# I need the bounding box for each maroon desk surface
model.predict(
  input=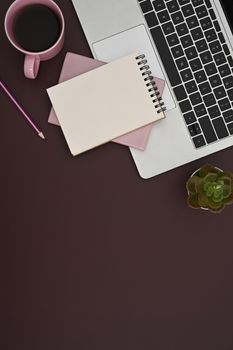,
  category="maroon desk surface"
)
[1,1,233,349]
